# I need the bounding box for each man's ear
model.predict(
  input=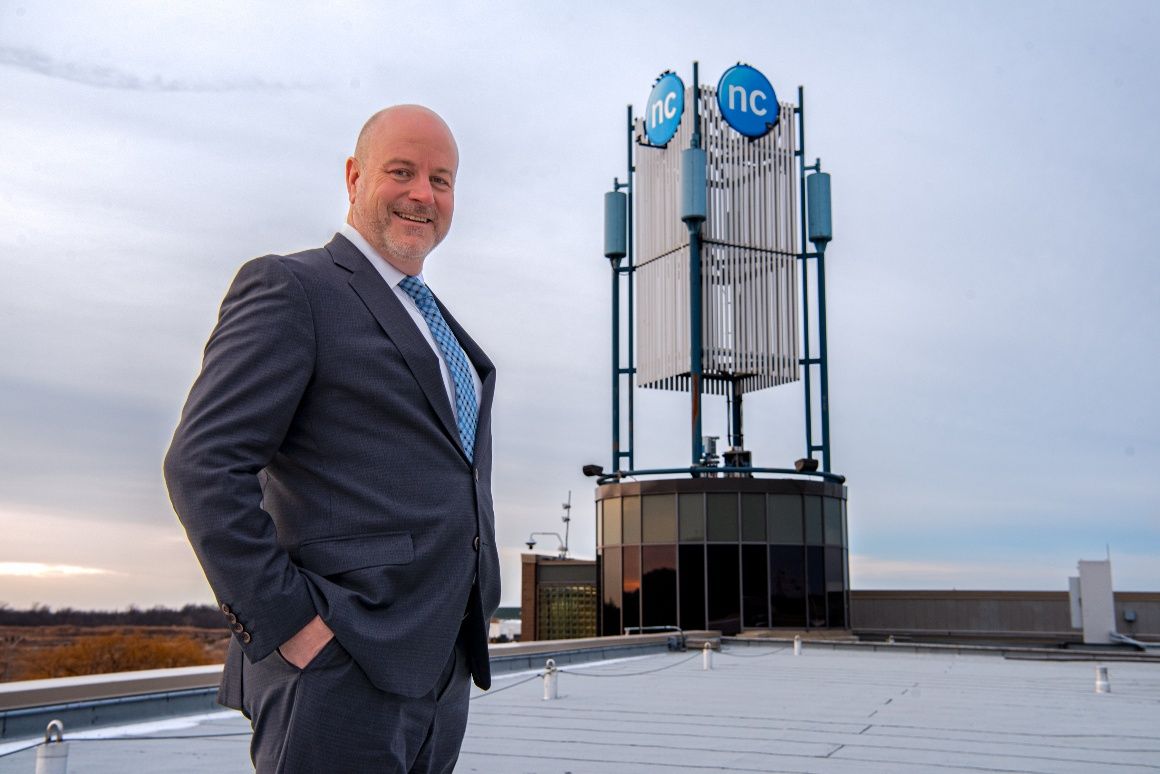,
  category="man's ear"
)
[344,156,360,204]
